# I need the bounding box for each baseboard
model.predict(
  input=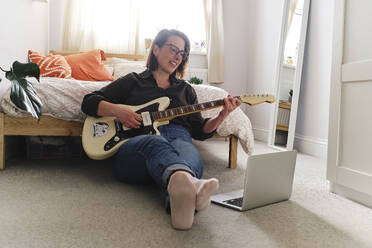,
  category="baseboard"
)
[330,182,372,209]
[294,134,328,159]
[252,127,328,159]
